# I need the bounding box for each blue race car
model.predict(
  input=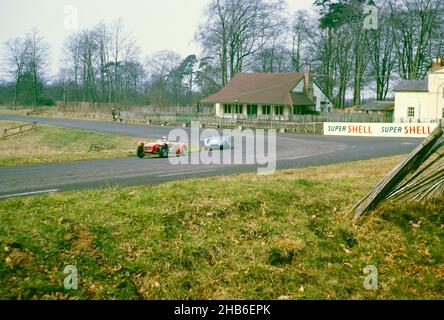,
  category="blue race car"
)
[203,136,231,151]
